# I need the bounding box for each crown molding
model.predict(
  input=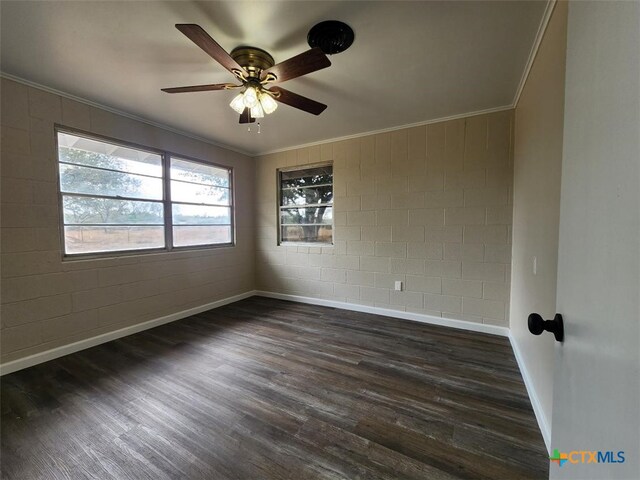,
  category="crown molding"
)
[3,71,514,158]
[0,72,254,158]
[3,0,553,162]
[512,0,558,107]
[255,104,514,157]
